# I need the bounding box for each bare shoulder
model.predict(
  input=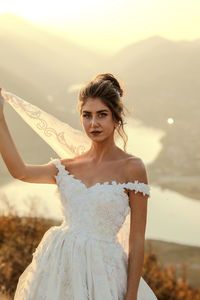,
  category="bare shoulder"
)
[58,152,86,169]
[59,157,73,166]
[124,155,148,185]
